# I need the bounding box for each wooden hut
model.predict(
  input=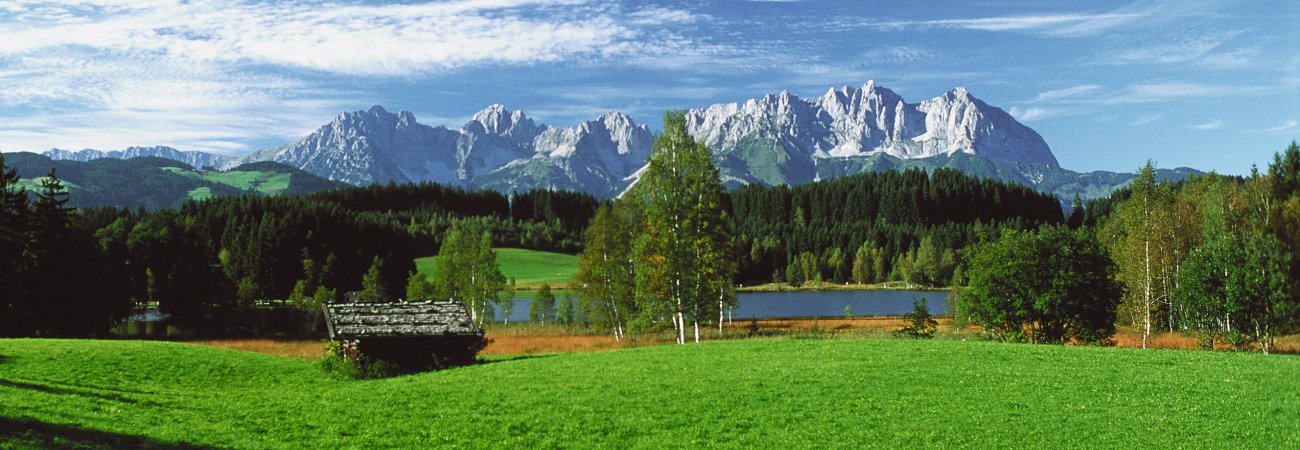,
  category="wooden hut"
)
[322,301,487,369]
